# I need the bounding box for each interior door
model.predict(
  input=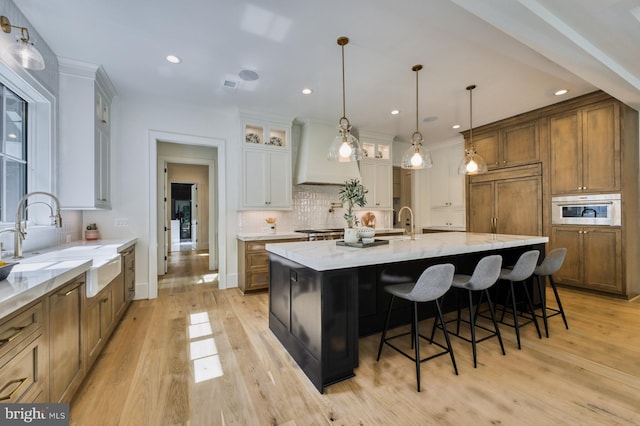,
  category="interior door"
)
[191,184,198,249]
[163,163,169,274]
